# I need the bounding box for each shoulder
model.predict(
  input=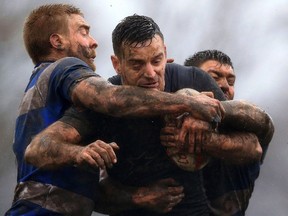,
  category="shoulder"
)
[164,63,225,100]
[164,63,207,92]
[54,57,91,69]
[51,57,97,77]
[108,75,122,85]
[60,106,106,140]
